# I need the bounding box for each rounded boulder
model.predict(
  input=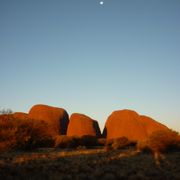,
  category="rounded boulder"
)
[28,104,69,135]
[103,109,148,141]
[67,113,101,137]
